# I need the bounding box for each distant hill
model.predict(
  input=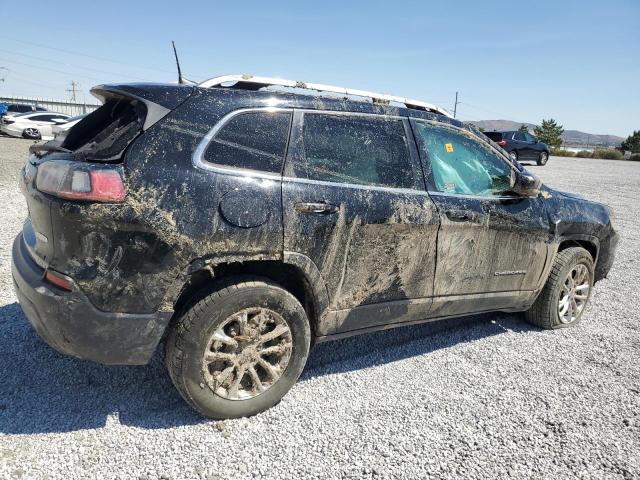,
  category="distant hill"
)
[469,120,623,147]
